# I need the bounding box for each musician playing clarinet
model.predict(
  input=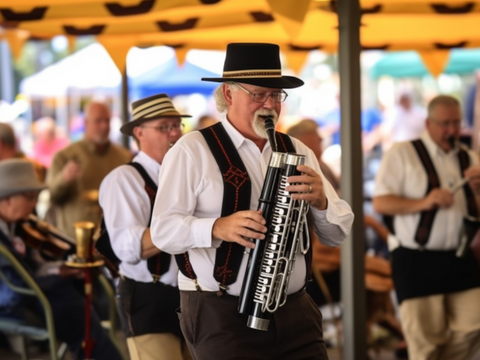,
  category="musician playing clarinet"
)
[0,158,122,360]
[151,43,354,360]
[373,95,480,360]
